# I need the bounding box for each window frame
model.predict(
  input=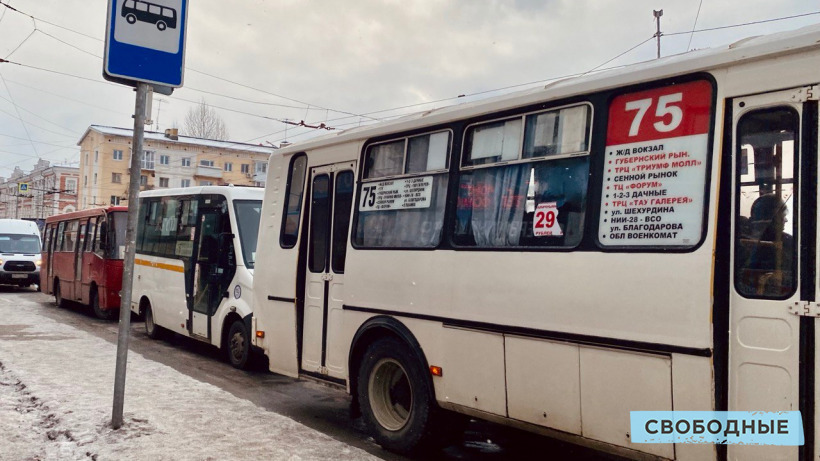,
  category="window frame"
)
[279,153,308,249]
[352,129,453,250]
[452,102,594,250]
